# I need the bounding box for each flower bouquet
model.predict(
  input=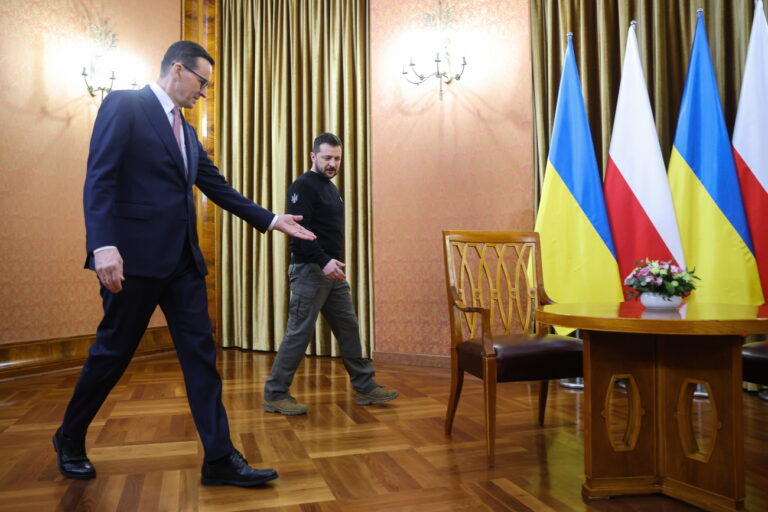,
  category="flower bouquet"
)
[624,259,699,309]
